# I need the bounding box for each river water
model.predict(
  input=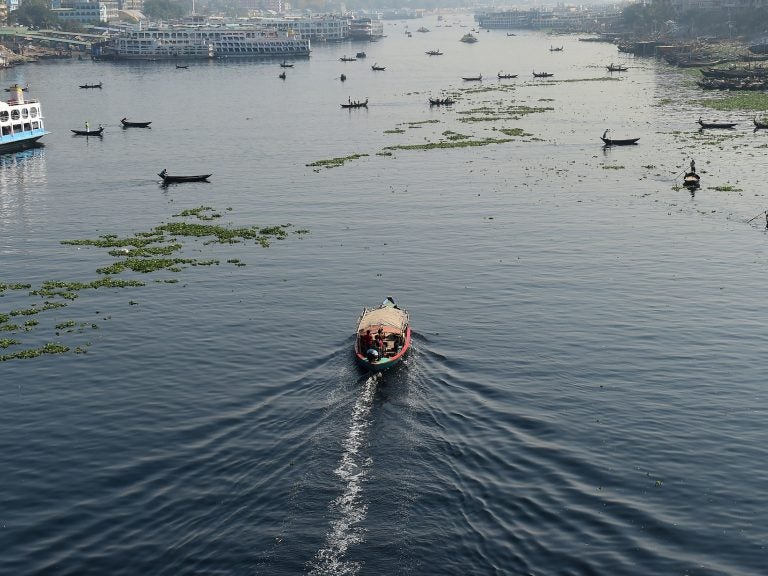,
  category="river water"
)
[1,17,767,576]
